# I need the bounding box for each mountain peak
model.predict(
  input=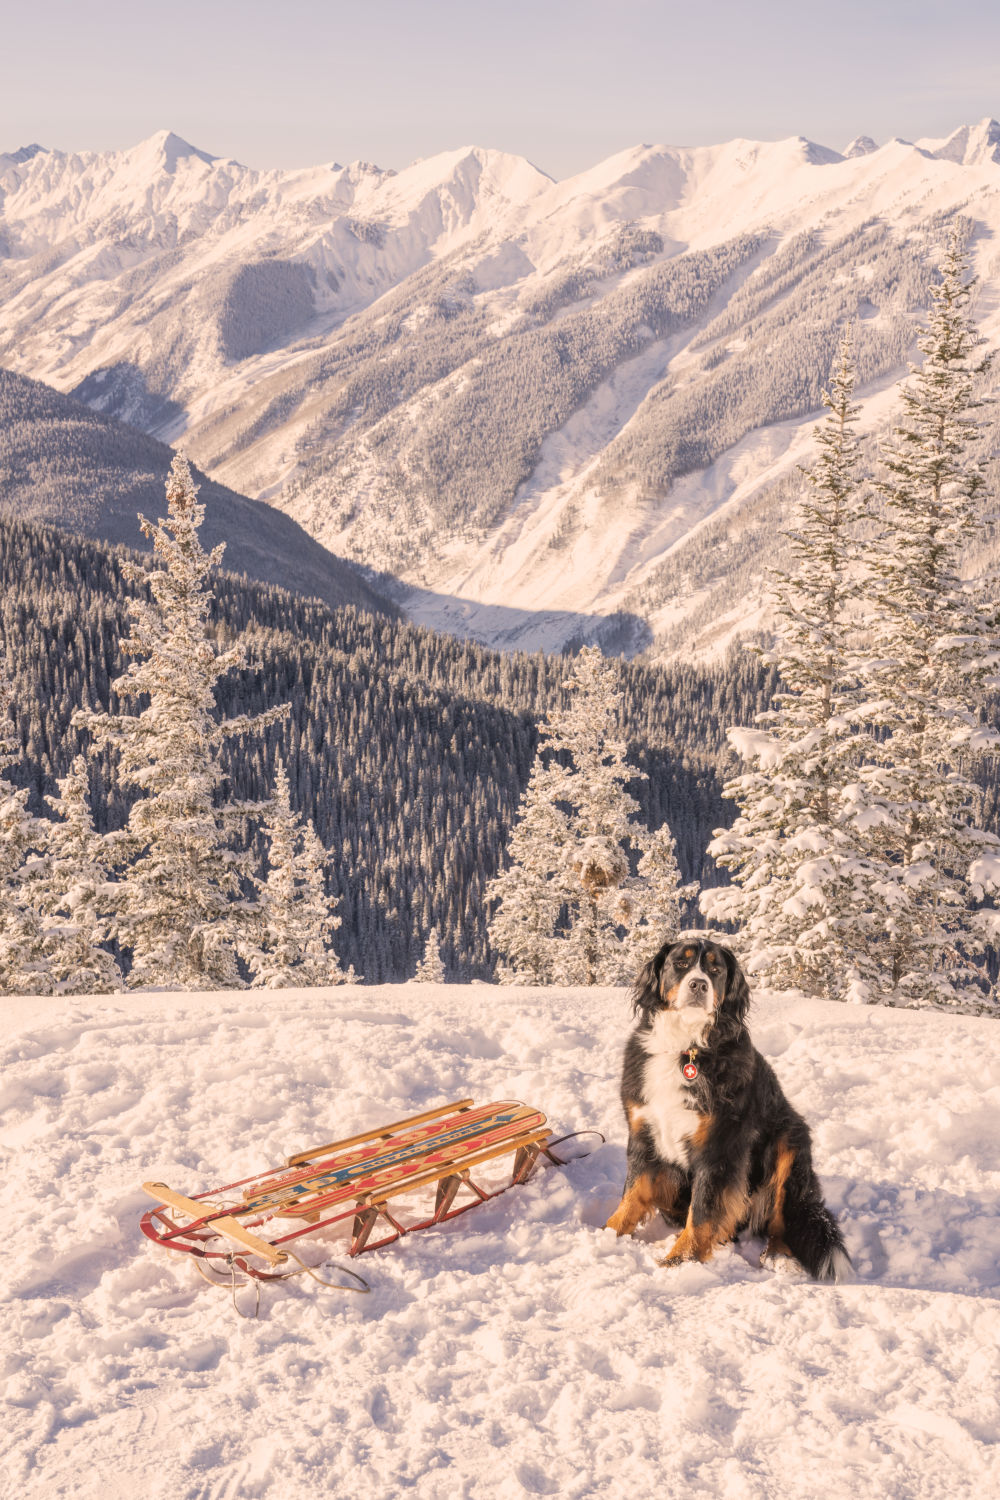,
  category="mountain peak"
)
[843,135,878,158]
[0,142,48,168]
[132,129,217,173]
[924,117,1000,166]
